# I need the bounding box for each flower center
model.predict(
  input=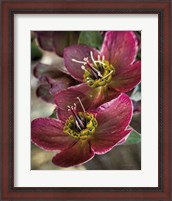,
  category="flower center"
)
[63,97,98,140]
[72,51,115,88]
